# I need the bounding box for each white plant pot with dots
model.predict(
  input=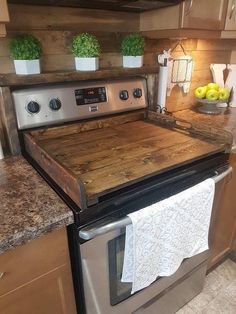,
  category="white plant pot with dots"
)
[75,57,99,71]
[13,59,41,75]
[123,56,143,68]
